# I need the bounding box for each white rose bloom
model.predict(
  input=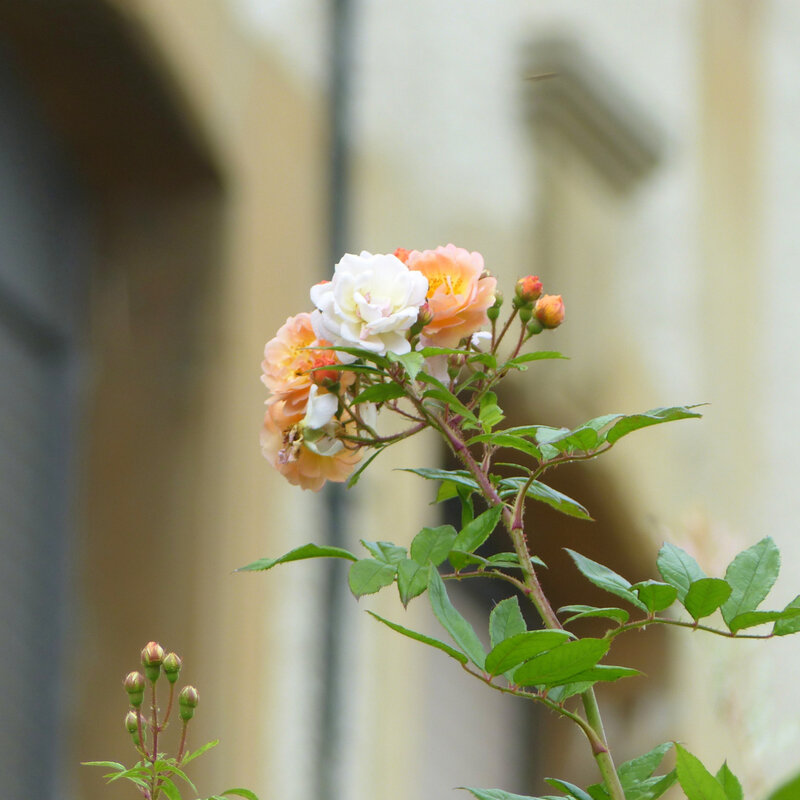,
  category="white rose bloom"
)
[310,251,429,363]
[301,385,343,456]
